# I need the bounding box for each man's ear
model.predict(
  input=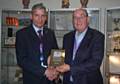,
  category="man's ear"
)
[45,15,48,21]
